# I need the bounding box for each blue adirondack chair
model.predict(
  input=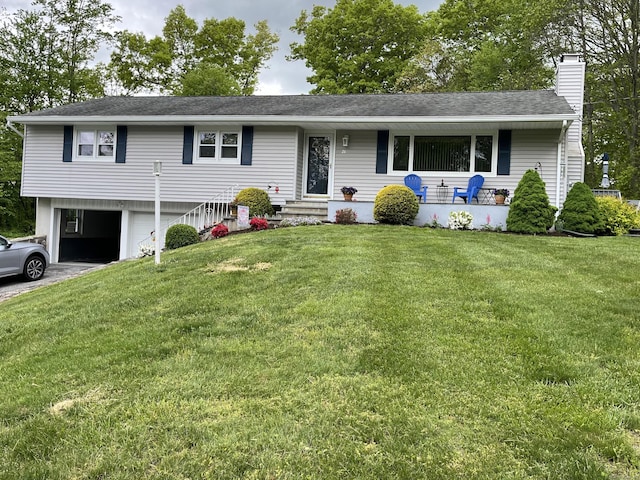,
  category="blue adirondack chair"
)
[404,174,428,203]
[452,174,484,204]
